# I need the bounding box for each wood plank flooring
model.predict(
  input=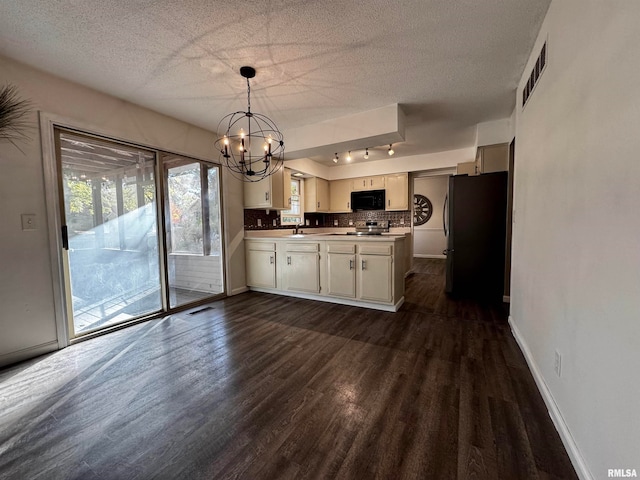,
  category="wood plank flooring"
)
[0,259,577,479]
